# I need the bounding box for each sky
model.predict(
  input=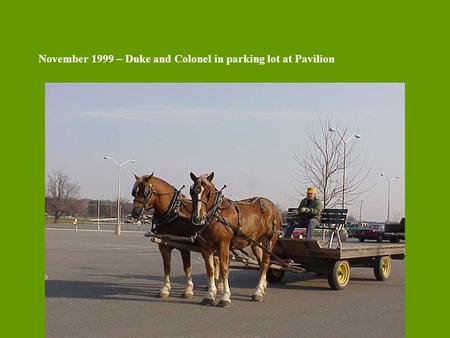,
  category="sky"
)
[45,83,404,222]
